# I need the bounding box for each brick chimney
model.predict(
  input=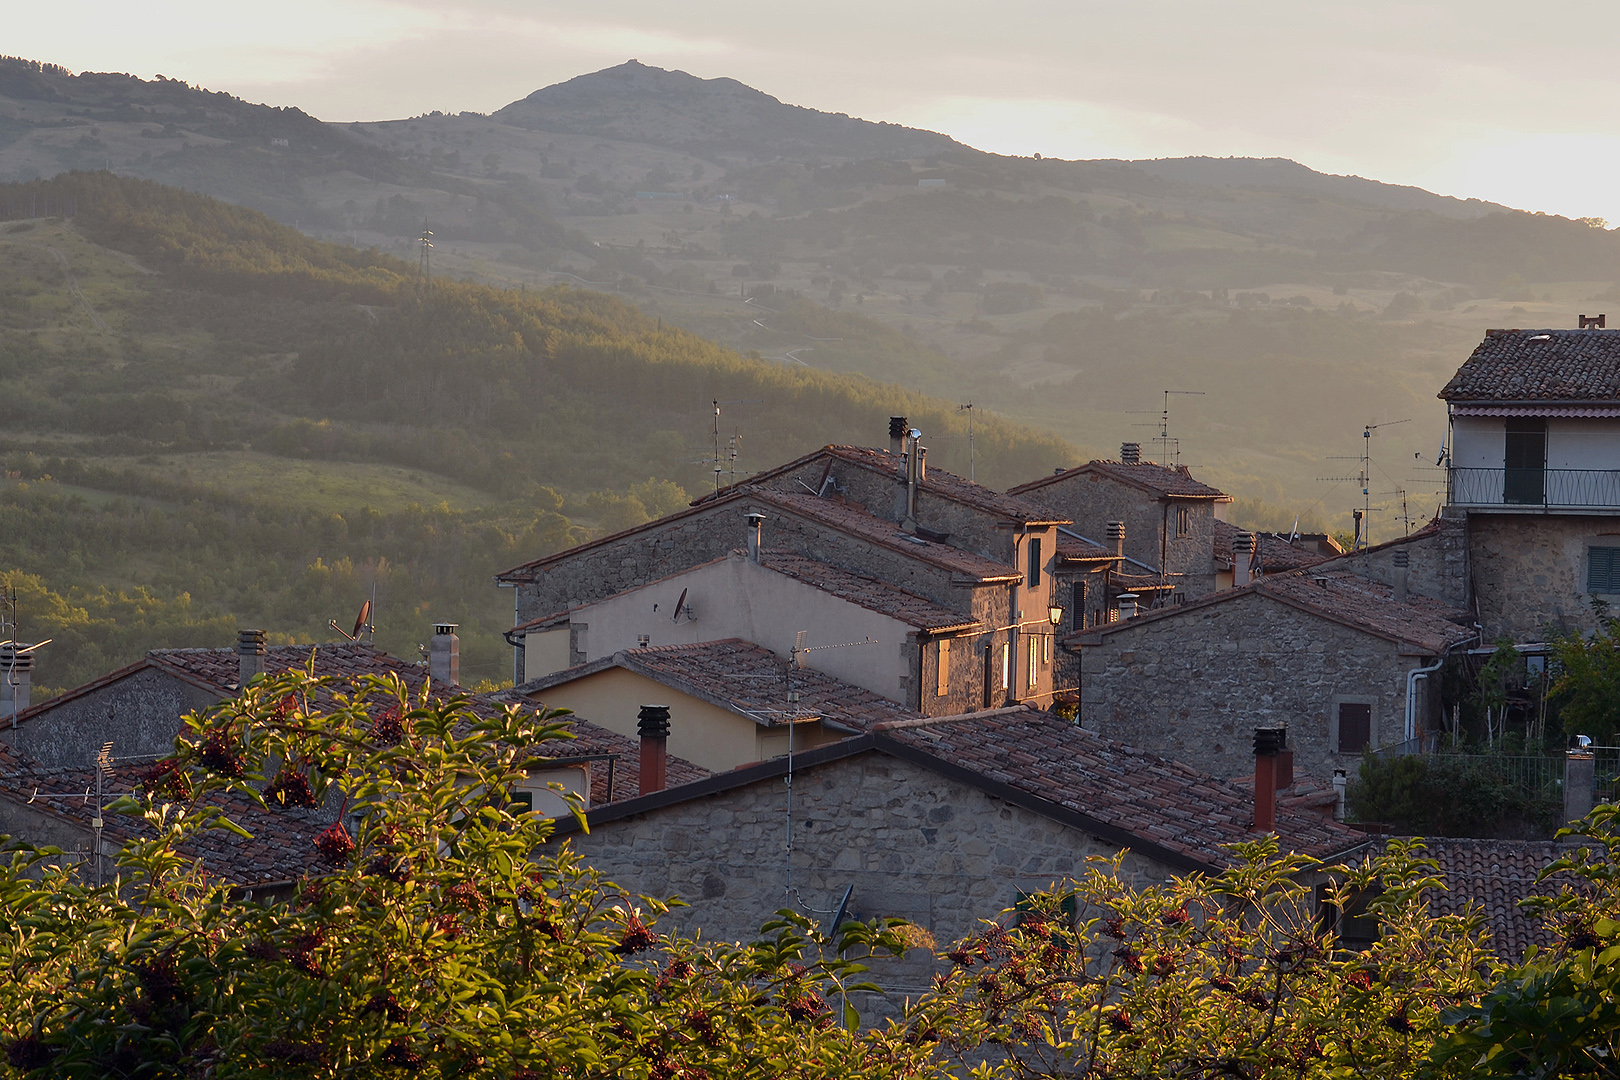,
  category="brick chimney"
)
[0,645,32,720]
[430,623,460,687]
[1120,442,1141,465]
[638,704,671,796]
[1106,520,1125,561]
[1233,532,1255,588]
[1393,549,1410,603]
[745,512,764,563]
[1252,726,1288,832]
[236,629,266,687]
